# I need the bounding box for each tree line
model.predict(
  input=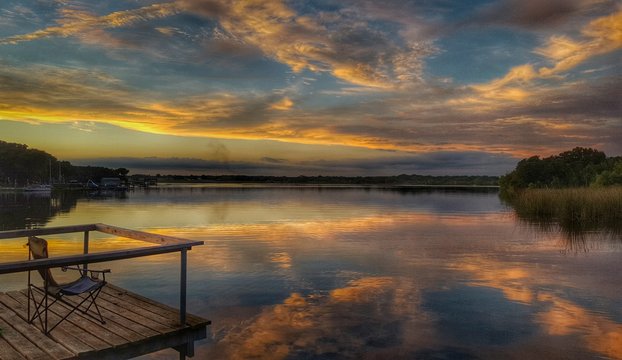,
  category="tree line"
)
[500,147,622,194]
[1,139,502,187]
[156,174,500,186]
[0,140,129,187]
